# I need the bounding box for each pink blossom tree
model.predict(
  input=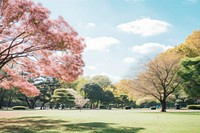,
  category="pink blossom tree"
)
[0,0,85,97]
